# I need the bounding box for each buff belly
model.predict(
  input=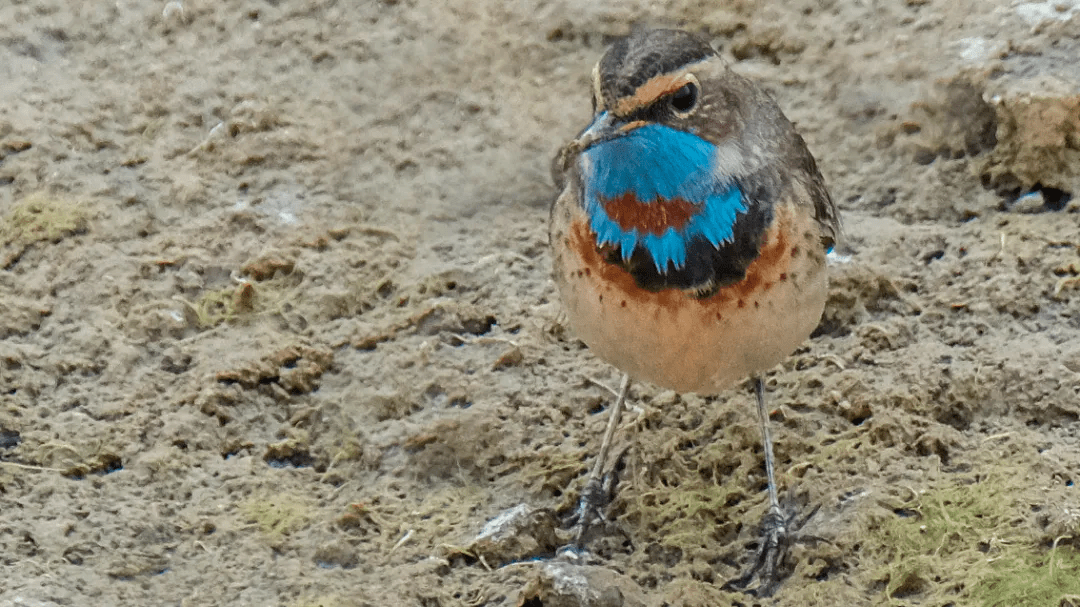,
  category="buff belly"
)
[551,190,828,395]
